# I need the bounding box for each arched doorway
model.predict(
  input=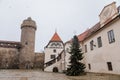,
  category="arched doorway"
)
[53,67,59,72]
